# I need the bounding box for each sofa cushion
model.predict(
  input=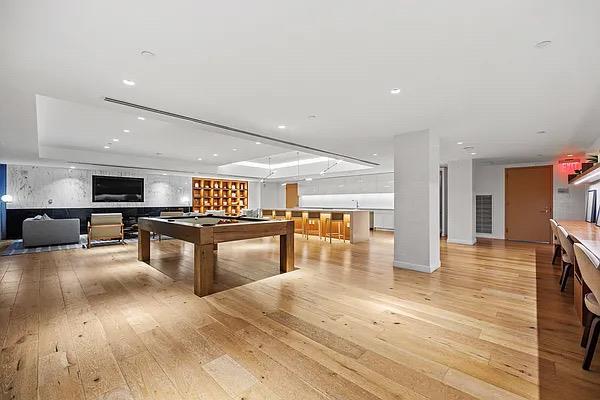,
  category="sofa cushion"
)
[90,213,122,225]
[22,218,80,247]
